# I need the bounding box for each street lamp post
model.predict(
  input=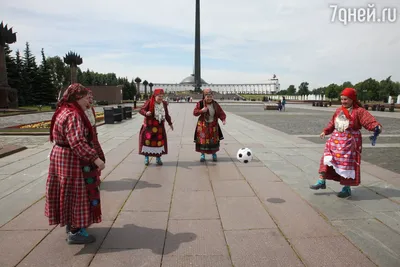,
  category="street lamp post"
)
[134,77,141,108]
